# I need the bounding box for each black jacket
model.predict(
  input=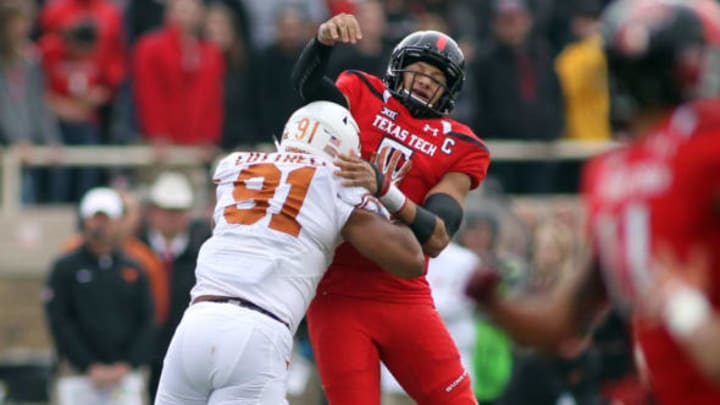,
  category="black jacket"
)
[471,39,565,140]
[44,245,155,371]
[140,219,211,361]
